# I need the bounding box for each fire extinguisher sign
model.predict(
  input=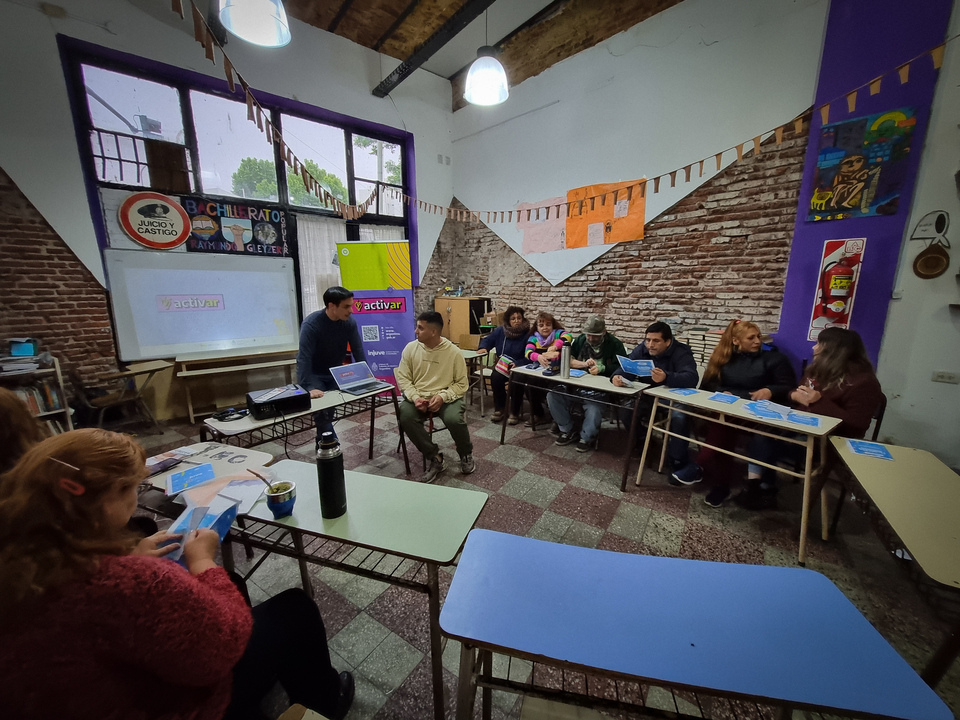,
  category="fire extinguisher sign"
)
[808,238,866,341]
